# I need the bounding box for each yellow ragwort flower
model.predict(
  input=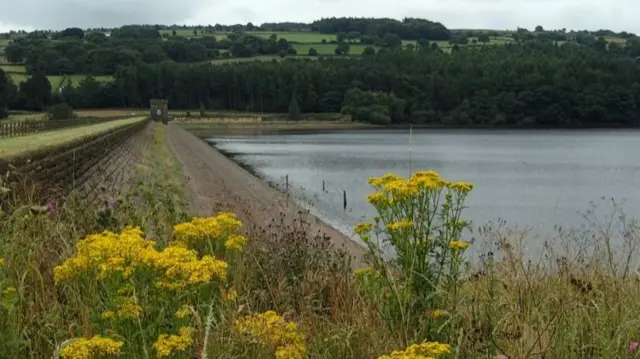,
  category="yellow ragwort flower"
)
[3,286,16,295]
[175,305,192,319]
[101,311,116,320]
[61,336,124,359]
[430,309,449,319]
[367,192,388,206]
[153,327,194,358]
[235,311,307,359]
[378,342,451,359]
[449,241,471,250]
[384,179,418,198]
[410,170,445,190]
[354,267,375,278]
[224,234,247,251]
[380,173,403,184]
[448,181,473,193]
[222,288,238,302]
[368,176,385,186]
[117,296,143,319]
[354,222,373,235]
[54,227,156,283]
[151,246,228,290]
[173,213,243,246]
[386,220,414,231]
